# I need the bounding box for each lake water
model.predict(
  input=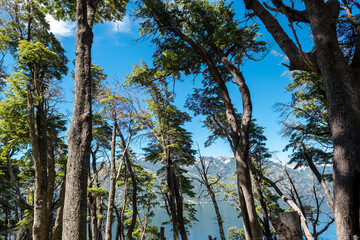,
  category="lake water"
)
[150,202,337,240]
